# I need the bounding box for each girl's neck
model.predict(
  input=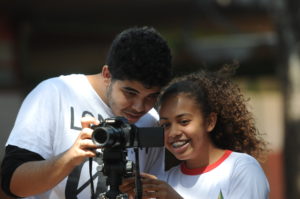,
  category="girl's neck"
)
[185,148,226,169]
